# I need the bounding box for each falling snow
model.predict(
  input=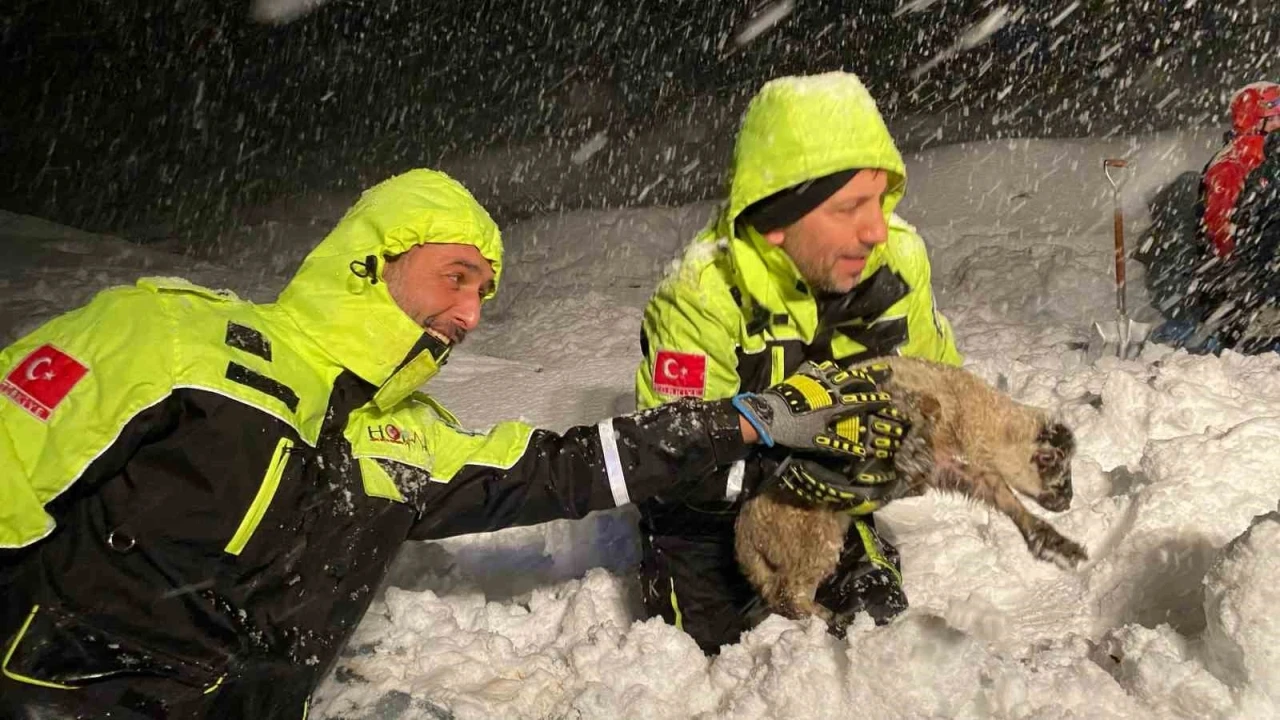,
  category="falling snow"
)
[3,1,1280,718]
